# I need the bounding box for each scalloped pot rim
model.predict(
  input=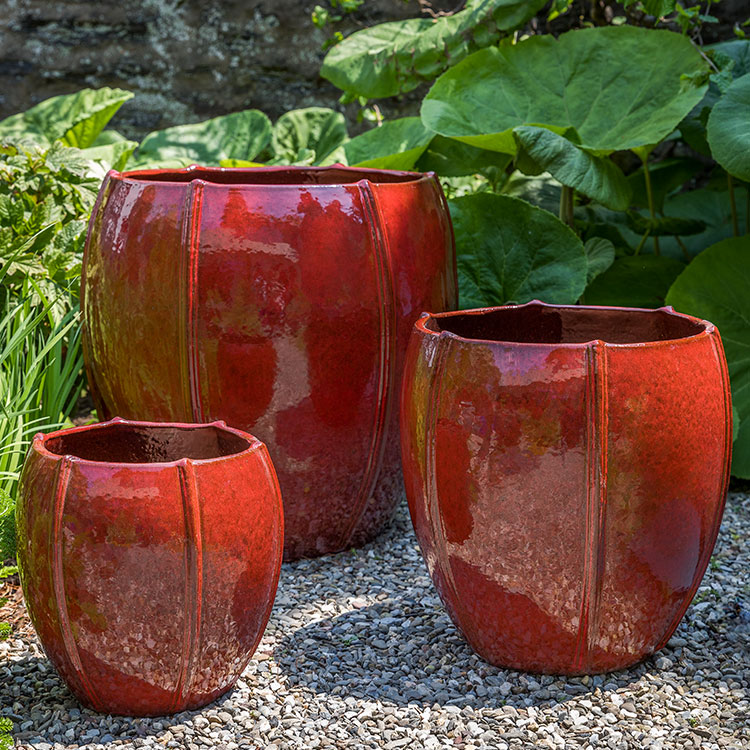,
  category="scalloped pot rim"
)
[416,300,716,350]
[32,417,264,468]
[112,163,435,188]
